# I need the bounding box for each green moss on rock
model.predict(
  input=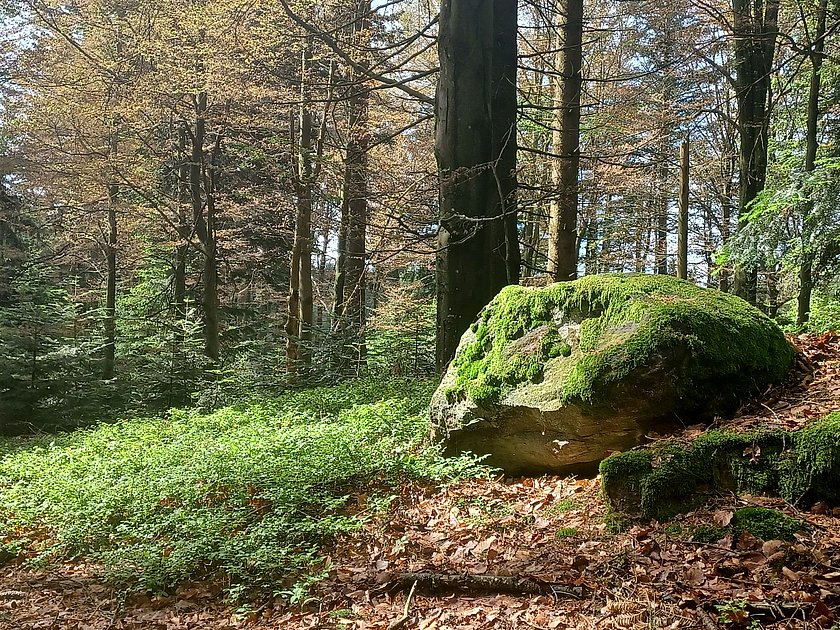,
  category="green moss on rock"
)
[601,412,840,520]
[448,274,794,409]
